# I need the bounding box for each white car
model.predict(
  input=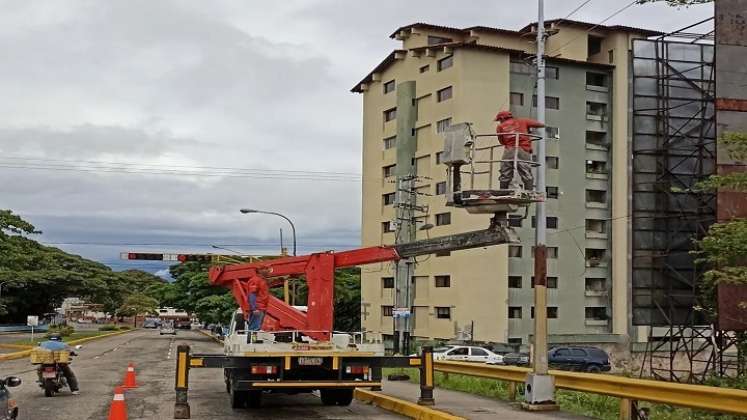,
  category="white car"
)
[433,345,503,364]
